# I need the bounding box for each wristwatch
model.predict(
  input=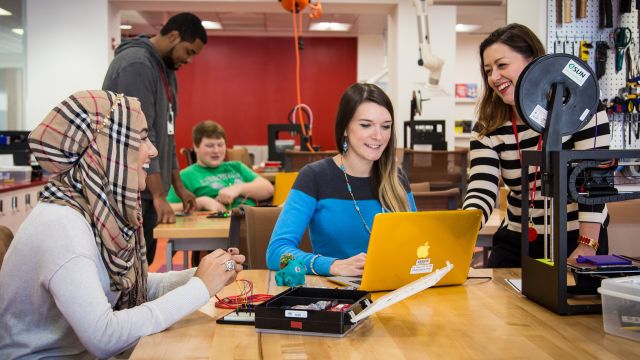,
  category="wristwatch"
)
[577,235,599,251]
